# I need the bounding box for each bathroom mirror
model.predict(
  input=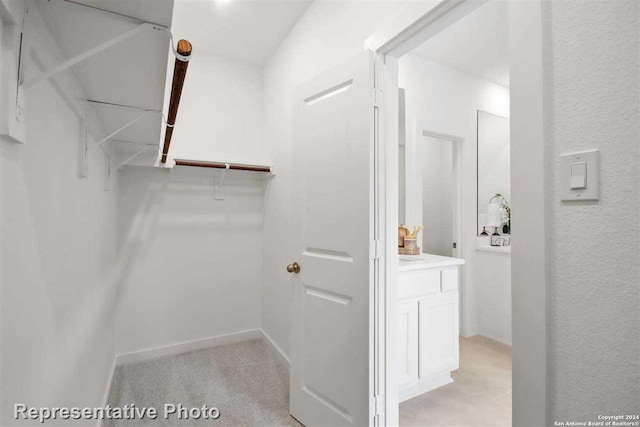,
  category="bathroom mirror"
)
[477,111,510,235]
